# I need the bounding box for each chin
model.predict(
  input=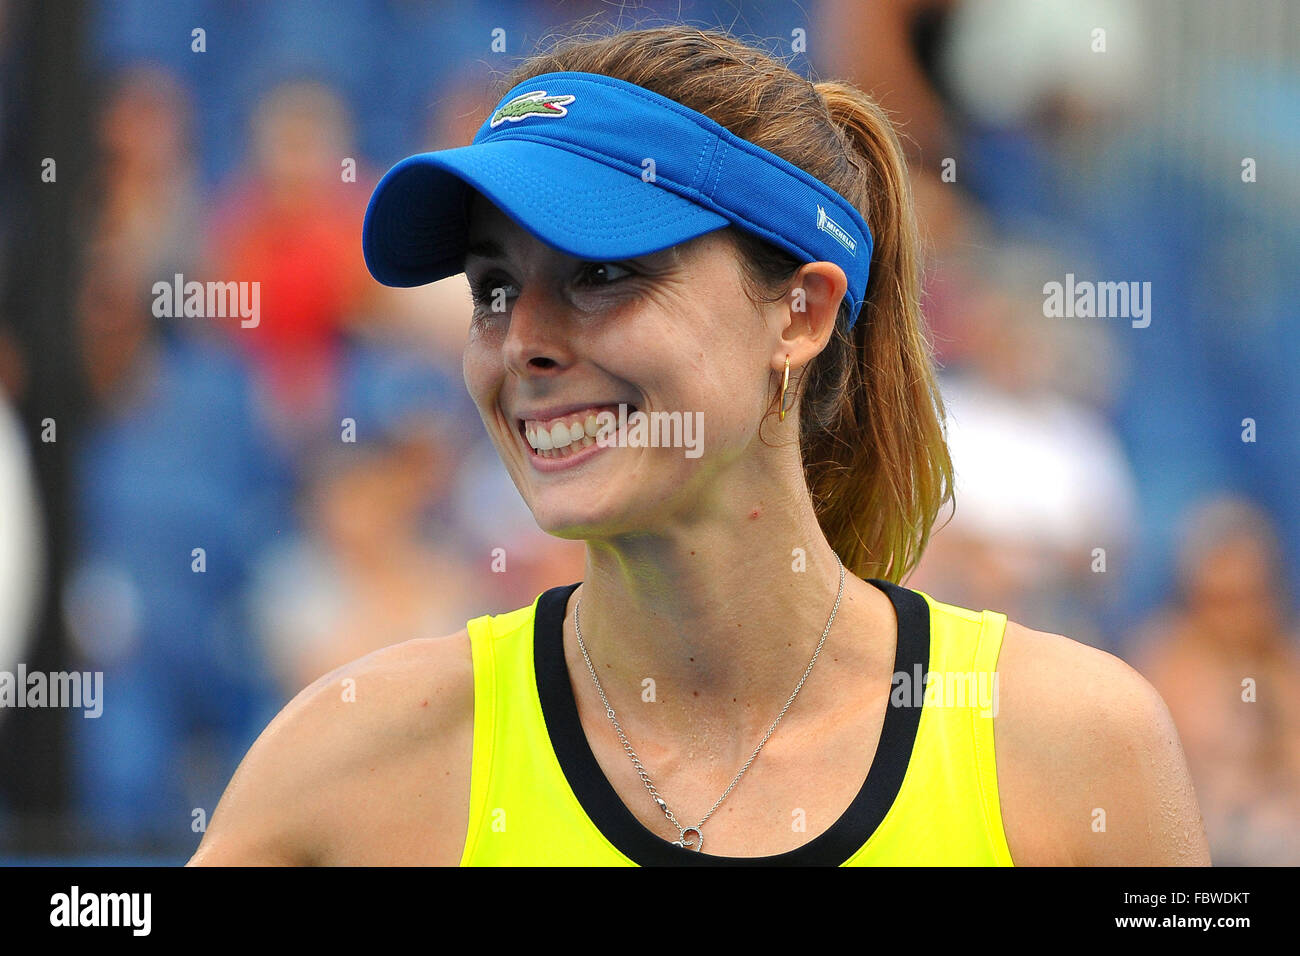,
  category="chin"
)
[527,494,647,542]
[530,505,616,540]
